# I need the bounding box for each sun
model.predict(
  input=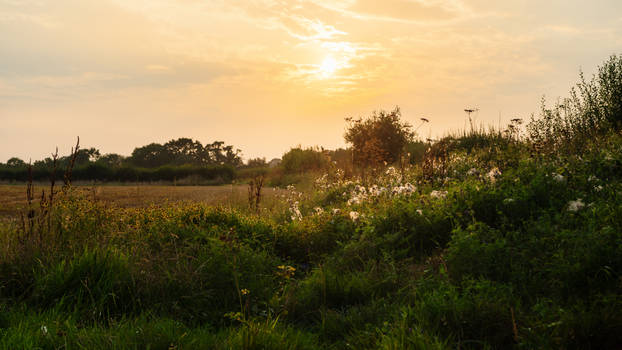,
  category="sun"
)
[319,55,338,78]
